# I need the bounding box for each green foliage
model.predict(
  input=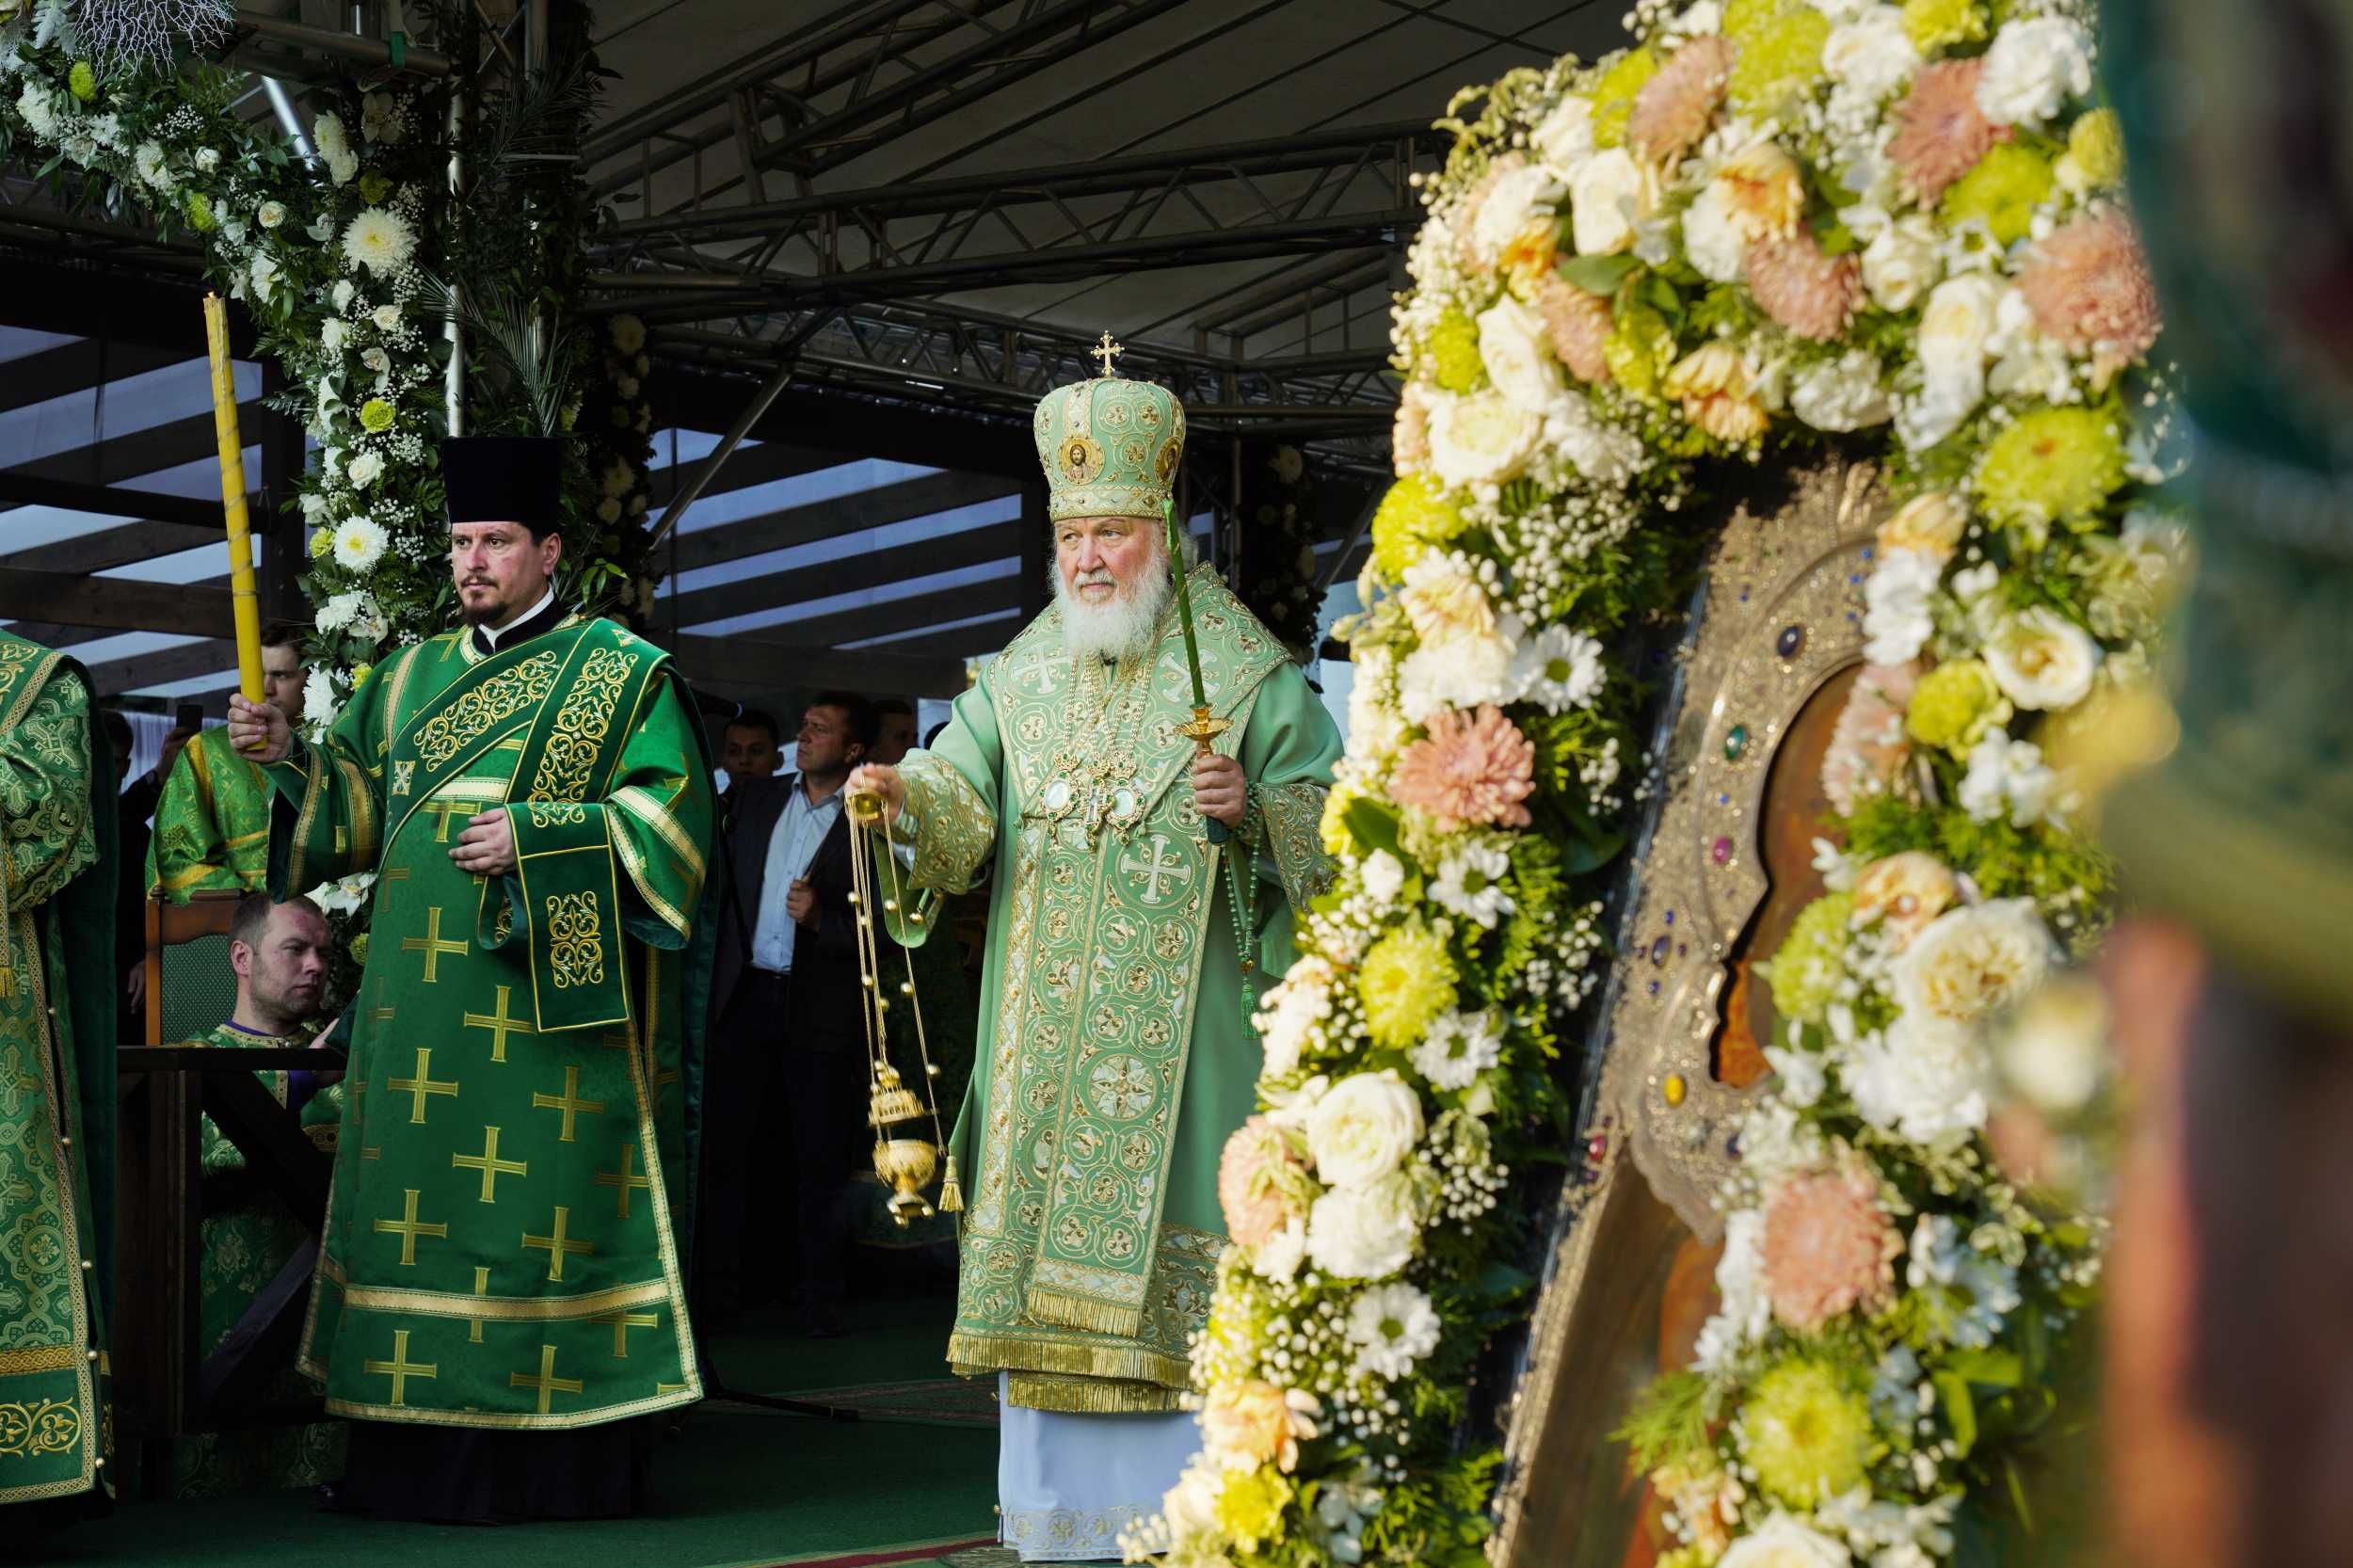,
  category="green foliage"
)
[1614,1370,1715,1475]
